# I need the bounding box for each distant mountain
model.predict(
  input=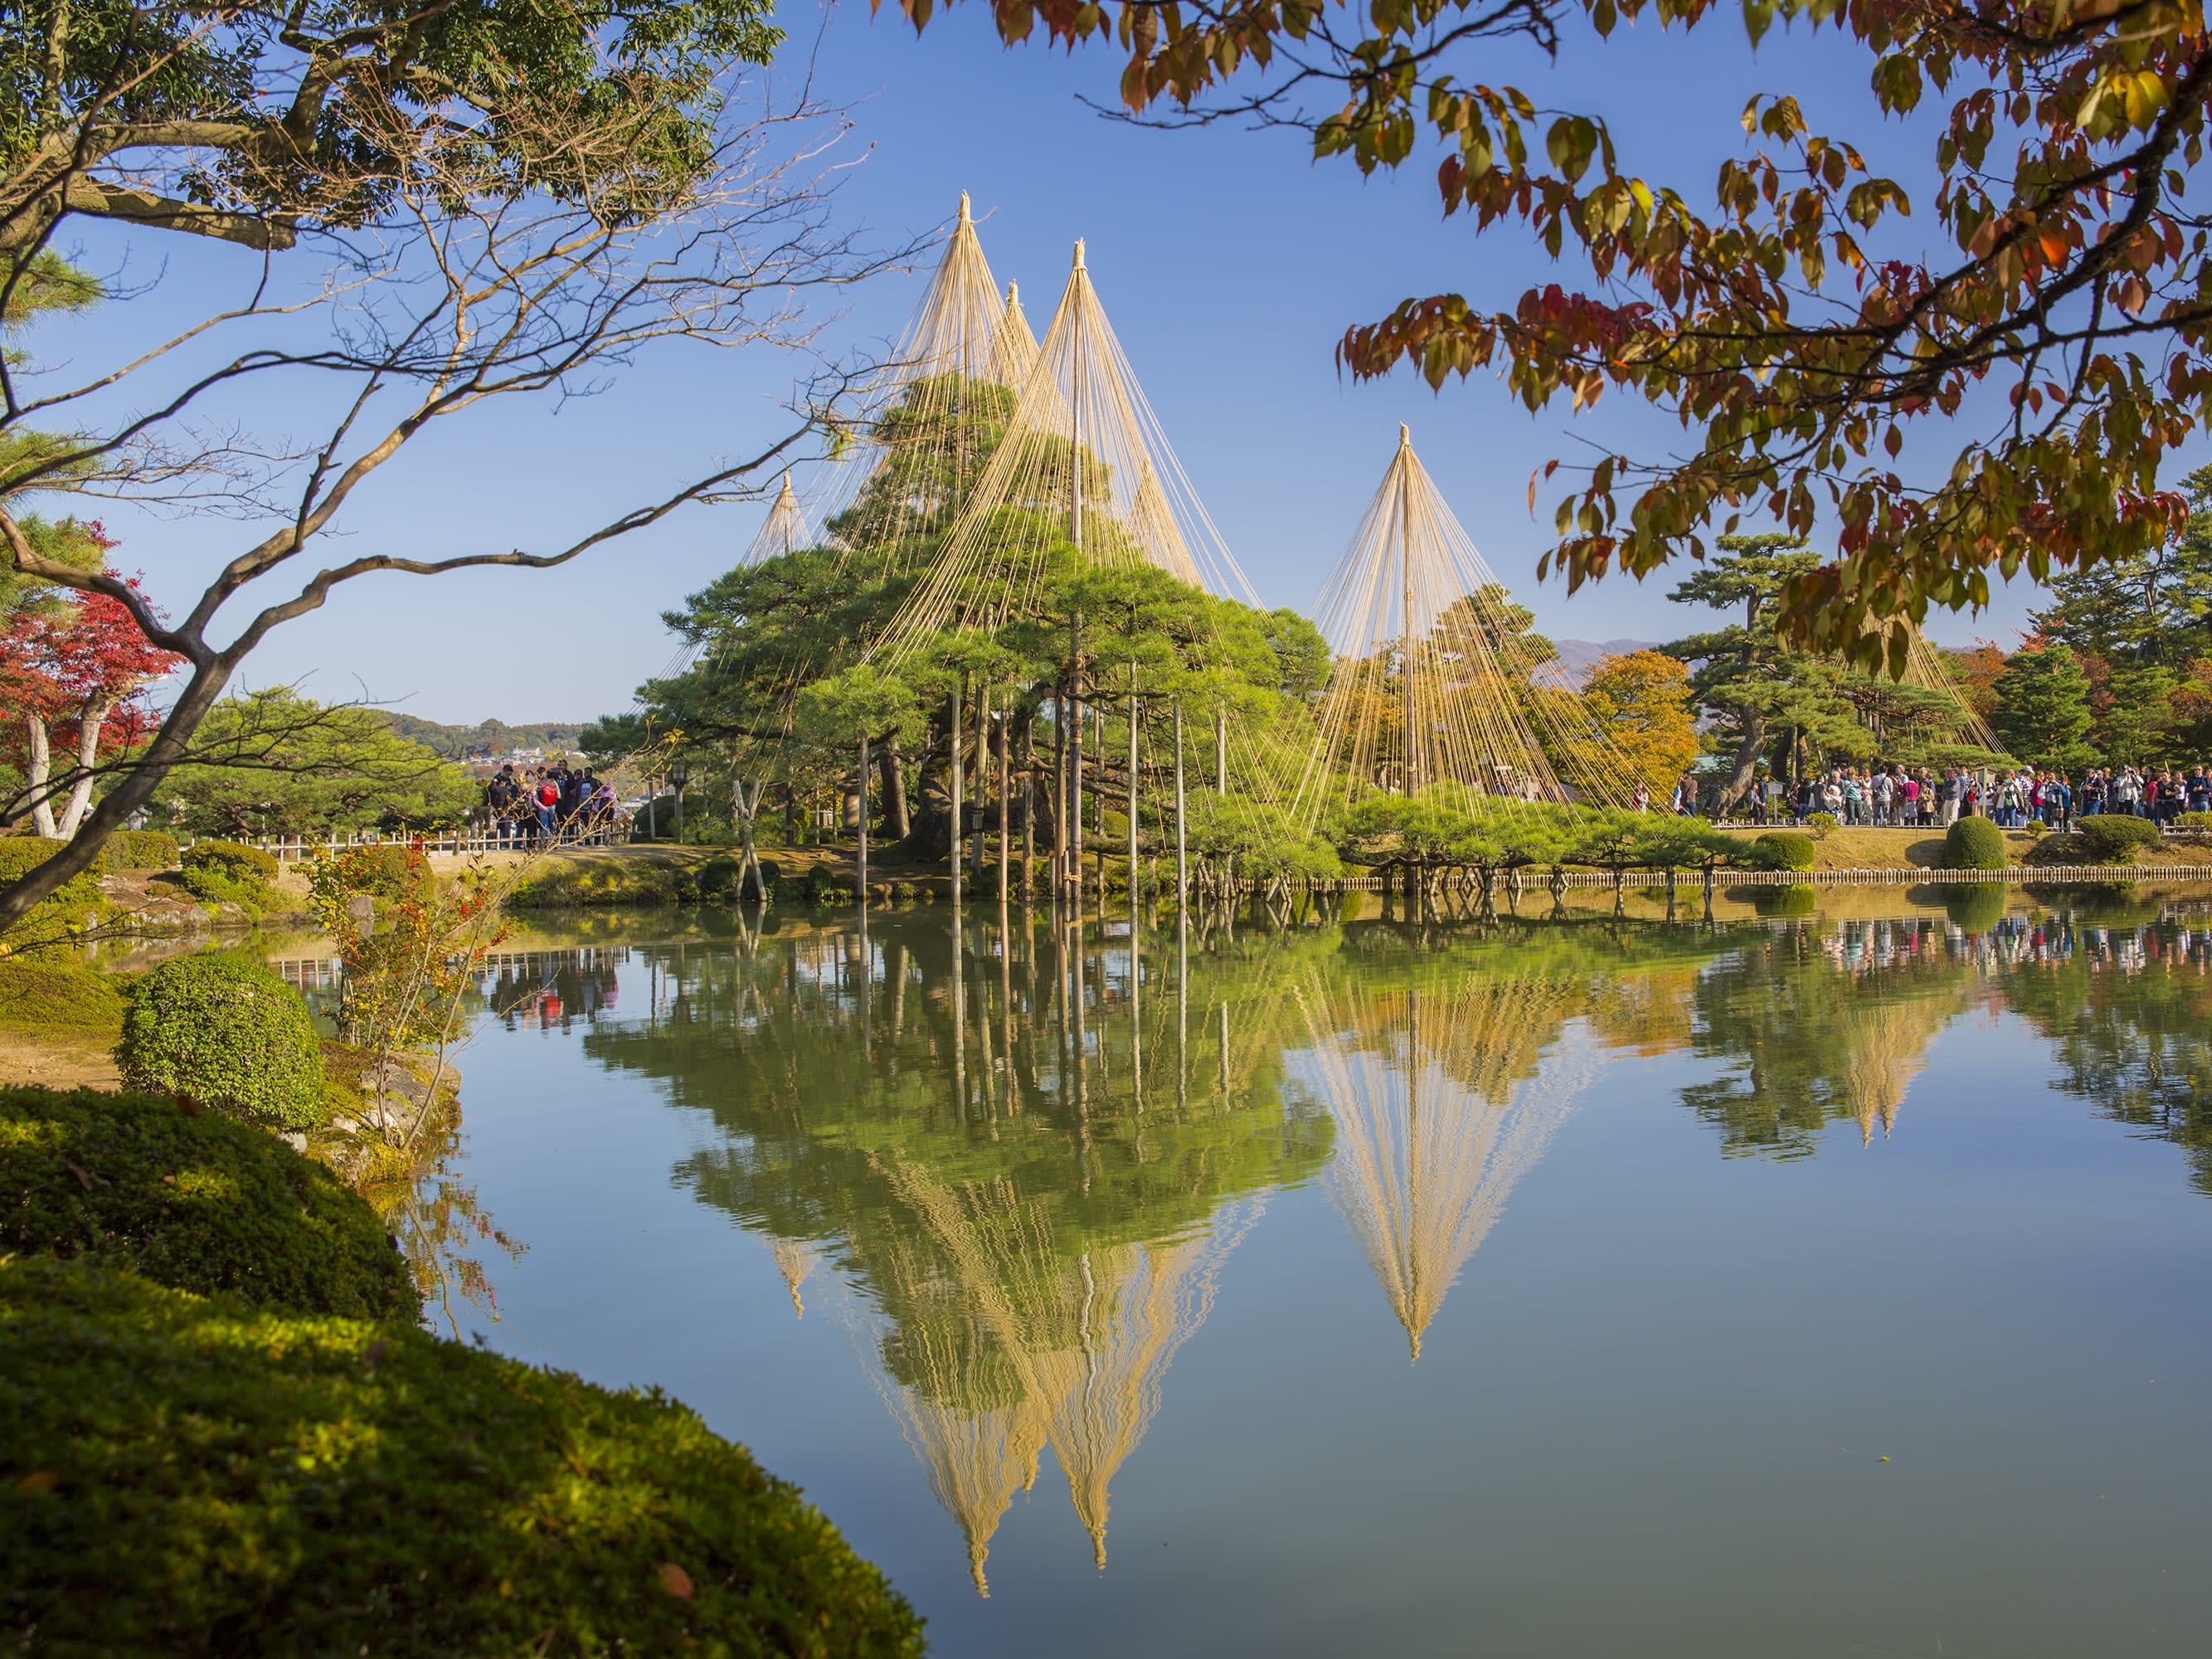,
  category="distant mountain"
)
[377,713,584,760]
[1545,637,1662,687]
